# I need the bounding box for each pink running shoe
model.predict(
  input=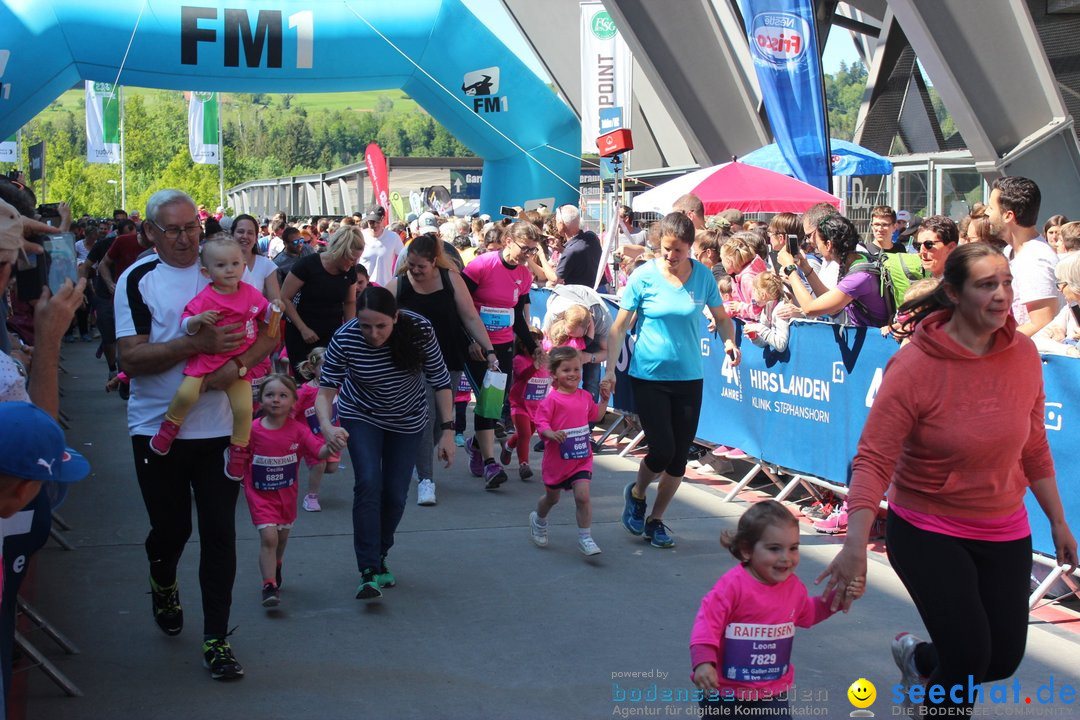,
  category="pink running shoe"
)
[150,420,182,456]
[813,501,849,535]
[224,444,253,481]
[724,447,749,460]
[710,445,733,457]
